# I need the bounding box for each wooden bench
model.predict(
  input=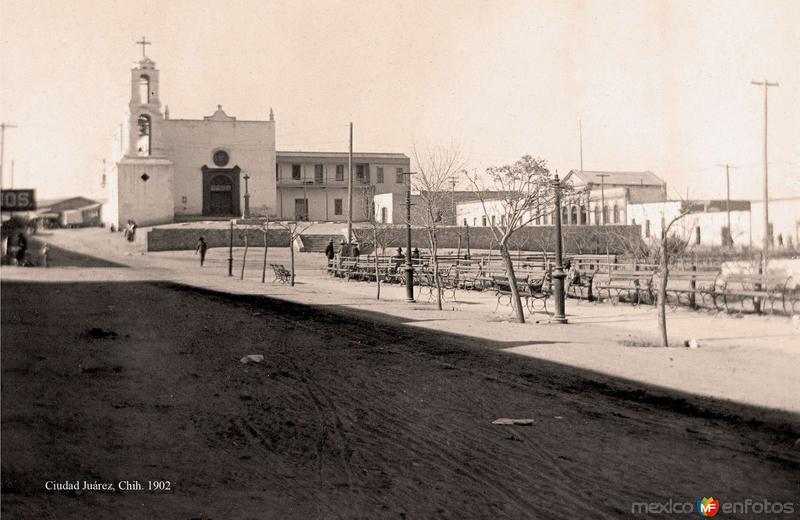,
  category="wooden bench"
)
[330,257,360,281]
[270,264,291,284]
[593,269,656,306]
[491,274,551,316]
[661,269,722,310]
[715,270,794,314]
[567,267,597,301]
